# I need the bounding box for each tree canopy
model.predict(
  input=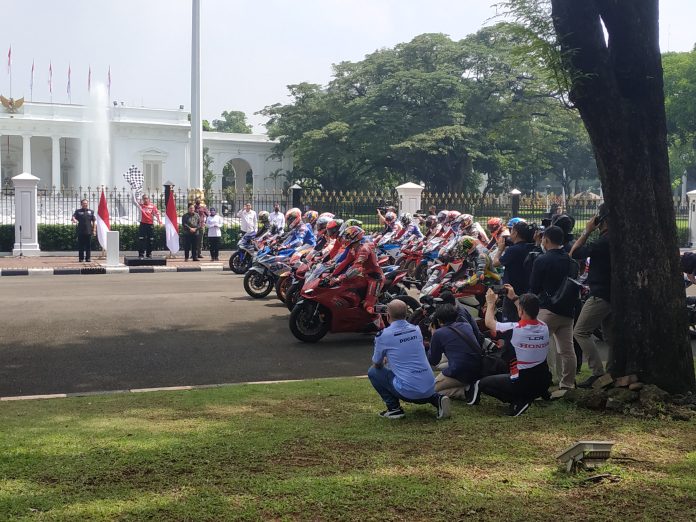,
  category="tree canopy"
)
[203,110,253,133]
[261,24,596,192]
